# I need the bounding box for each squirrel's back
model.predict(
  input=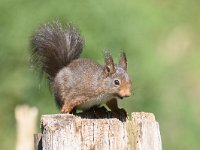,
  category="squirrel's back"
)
[31,21,84,81]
